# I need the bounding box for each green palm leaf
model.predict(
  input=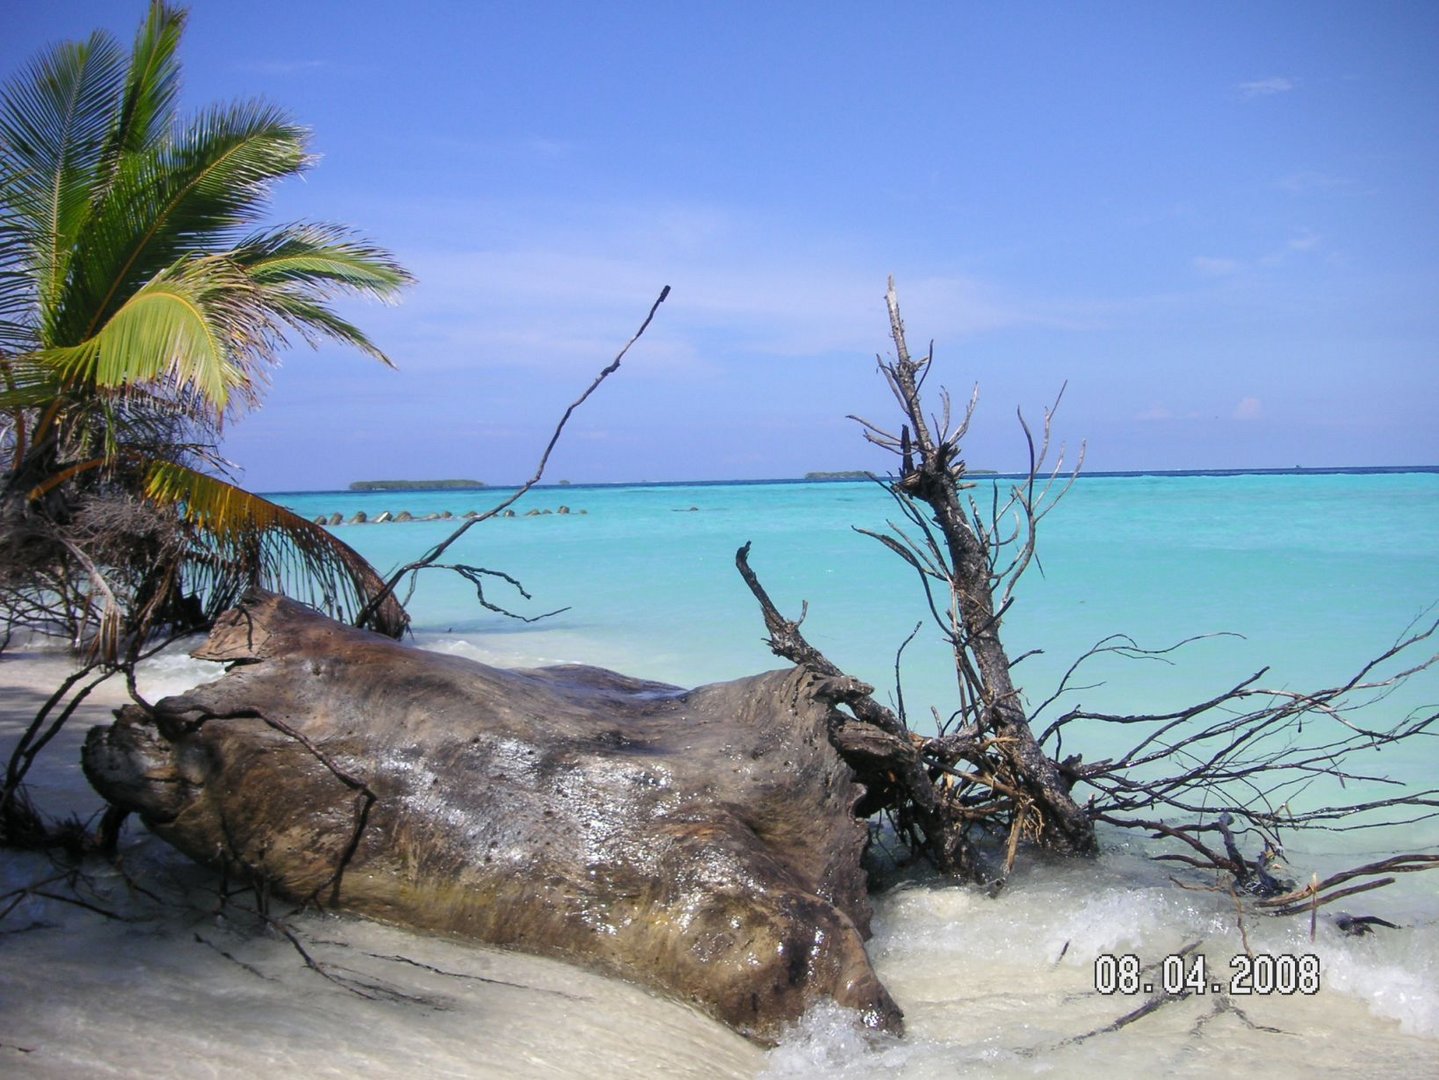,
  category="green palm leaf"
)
[239,222,413,297]
[145,461,409,636]
[237,223,413,363]
[100,2,184,171]
[55,101,309,347]
[42,255,266,414]
[0,354,62,411]
[2,3,413,653]
[0,29,124,330]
